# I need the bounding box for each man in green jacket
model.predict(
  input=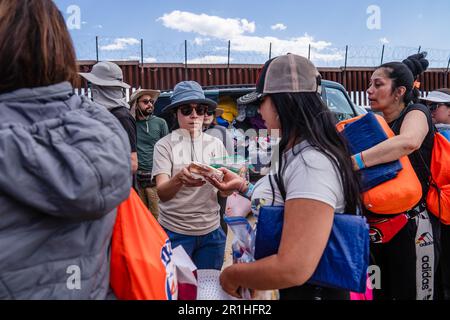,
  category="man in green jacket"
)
[130,89,168,219]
